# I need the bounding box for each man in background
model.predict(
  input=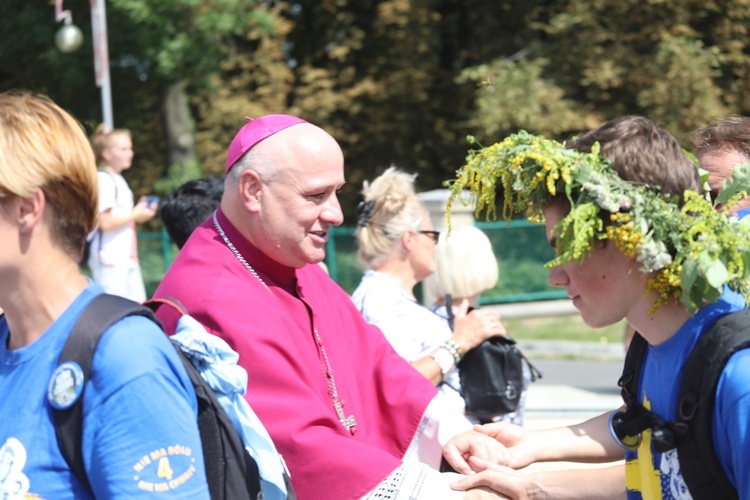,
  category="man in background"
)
[688,115,750,218]
[159,174,224,248]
